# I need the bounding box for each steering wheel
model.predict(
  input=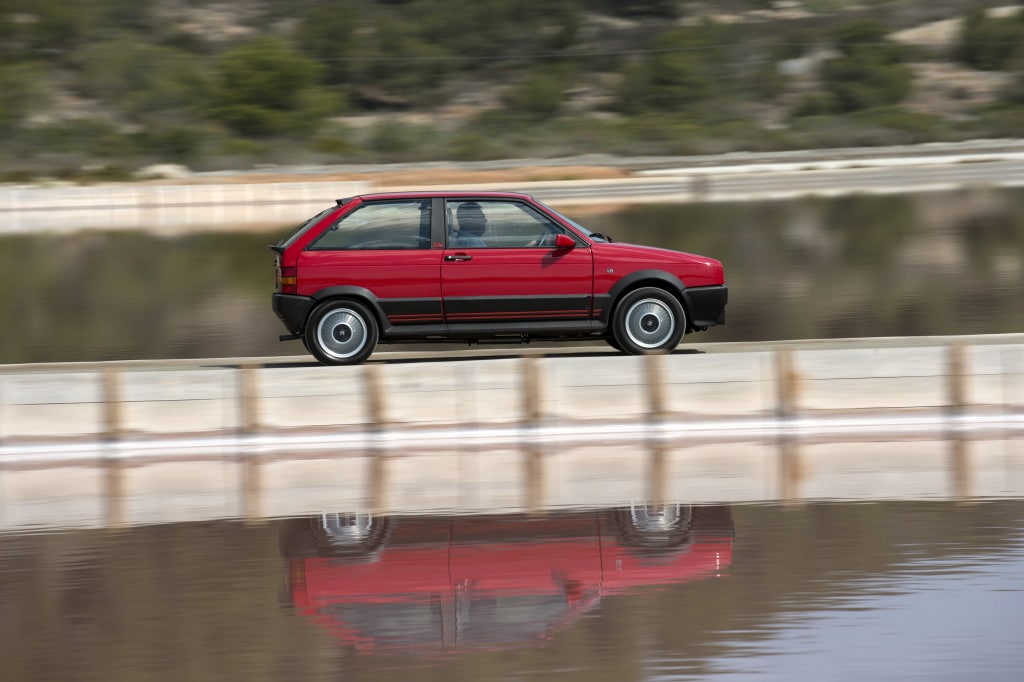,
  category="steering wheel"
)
[527,233,556,248]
